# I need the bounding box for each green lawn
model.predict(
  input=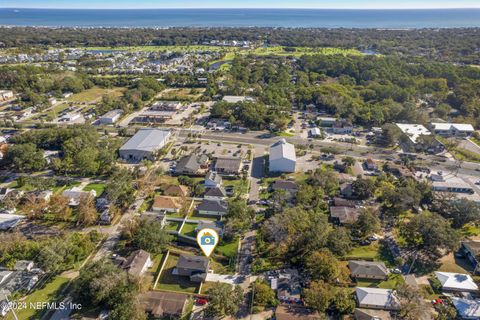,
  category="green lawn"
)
[6,276,70,320]
[451,147,480,163]
[224,178,249,196]
[66,87,124,103]
[52,181,82,193]
[180,223,198,237]
[166,221,182,232]
[155,254,199,294]
[216,238,239,258]
[83,183,106,197]
[345,243,381,260]
[356,274,405,290]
